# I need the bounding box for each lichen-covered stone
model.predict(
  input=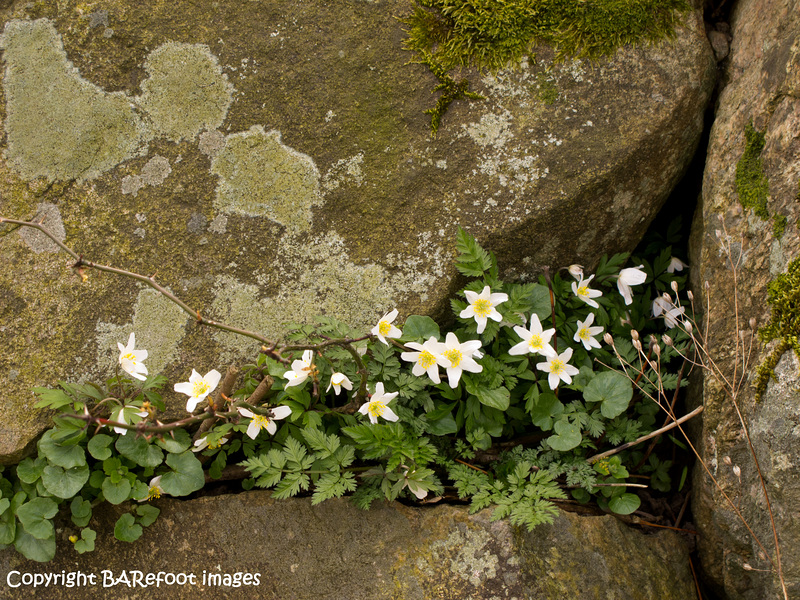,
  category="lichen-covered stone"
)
[0,495,695,599]
[689,0,800,598]
[0,0,714,462]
